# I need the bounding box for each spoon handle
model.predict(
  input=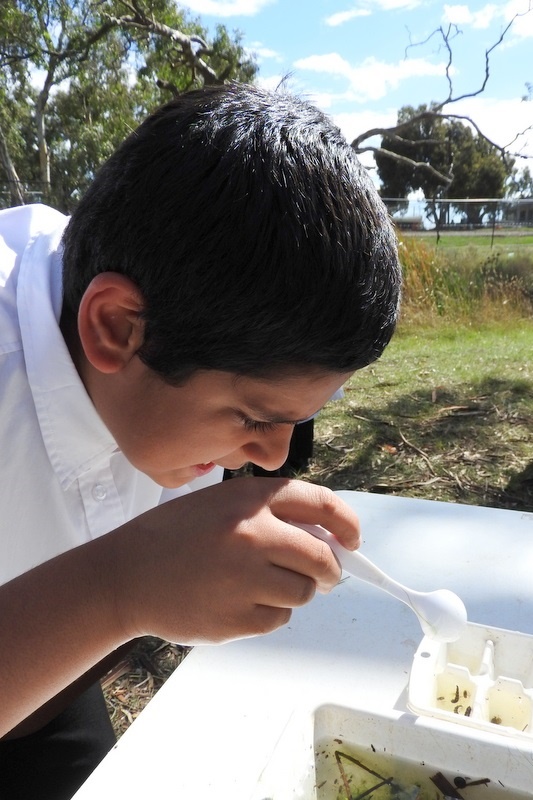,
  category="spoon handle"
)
[293,522,409,603]
[292,522,467,643]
